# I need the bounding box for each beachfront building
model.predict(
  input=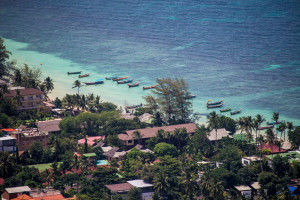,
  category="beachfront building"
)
[36,119,62,134]
[0,136,16,153]
[242,156,262,166]
[106,179,154,200]
[9,128,49,151]
[207,128,231,142]
[260,143,287,154]
[2,186,31,200]
[118,123,197,147]
[4,88,48,111]
[234,185,252,199]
